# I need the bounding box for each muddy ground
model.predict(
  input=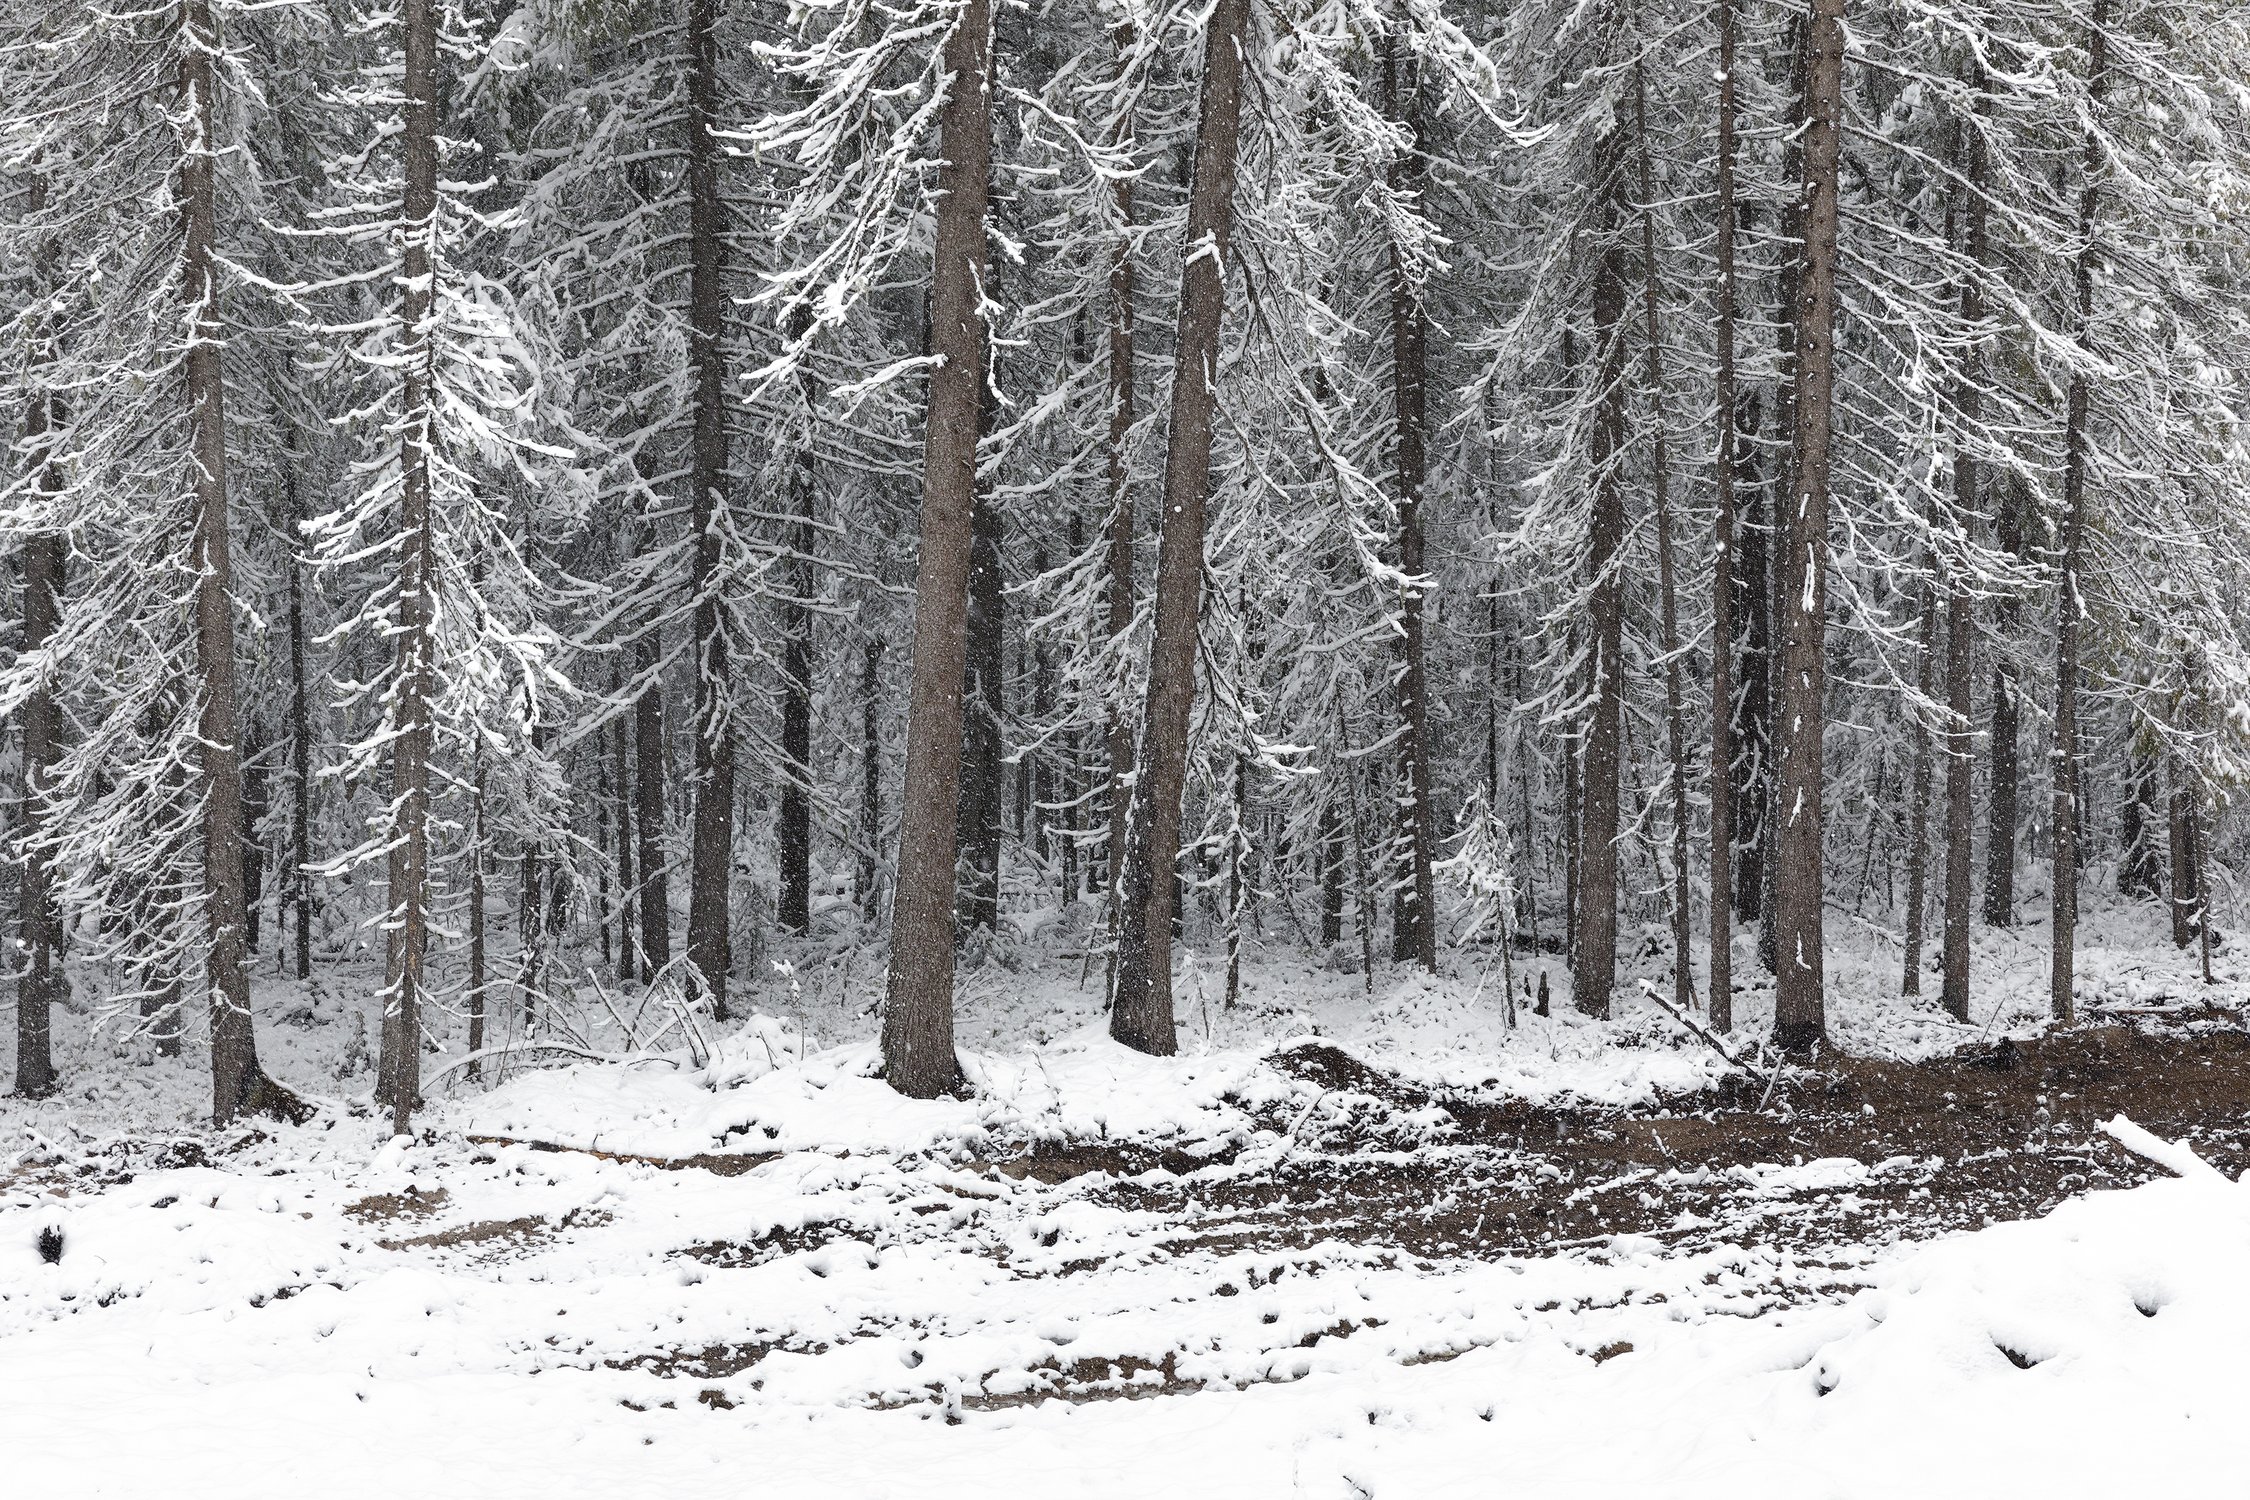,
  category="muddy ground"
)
[1086,1016,2250,1265]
